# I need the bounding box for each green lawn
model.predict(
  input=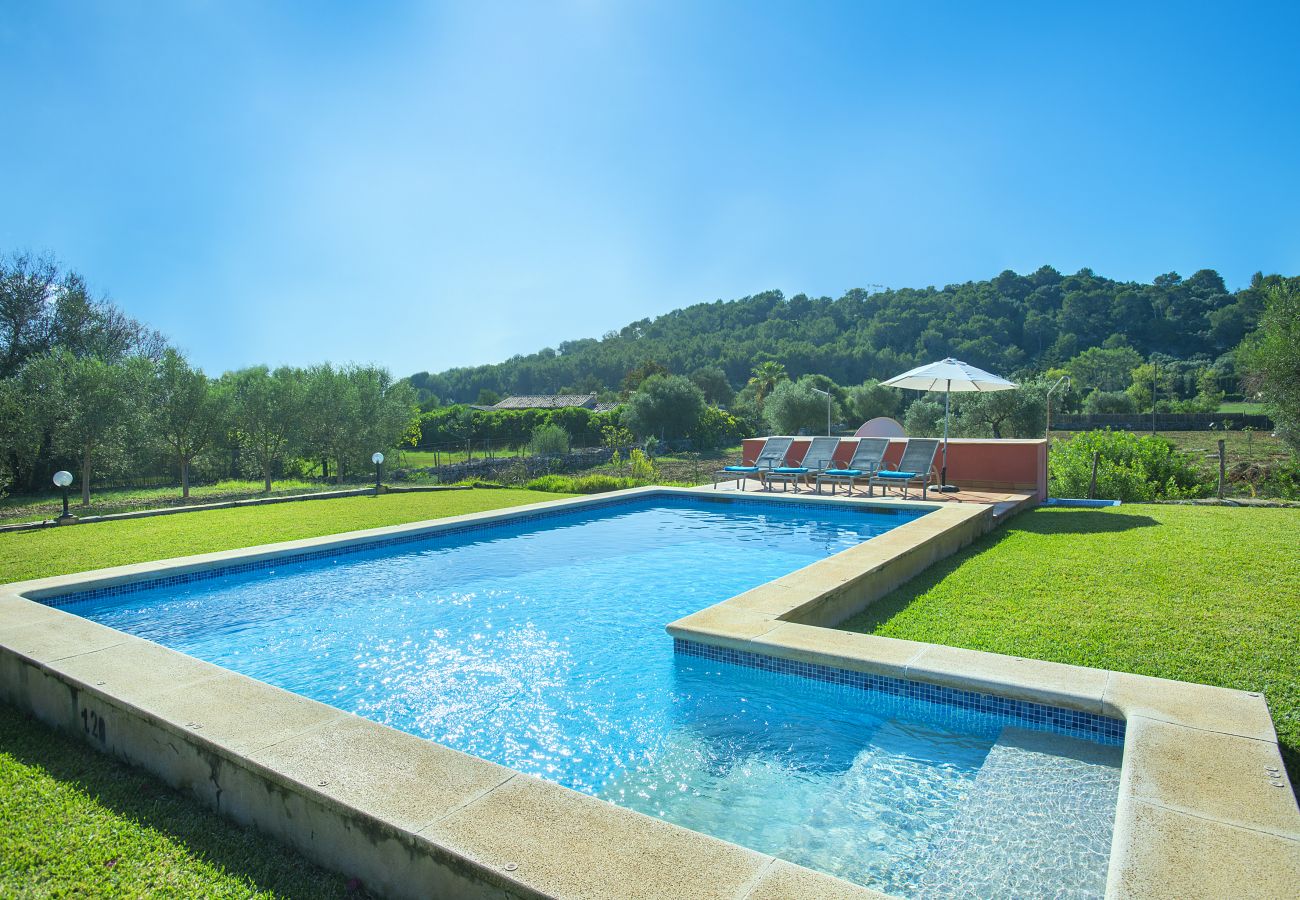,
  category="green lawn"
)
[0,488,569,584]
[0,704,362,898]
[0,488,567,896]
[840,504,1300,789]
